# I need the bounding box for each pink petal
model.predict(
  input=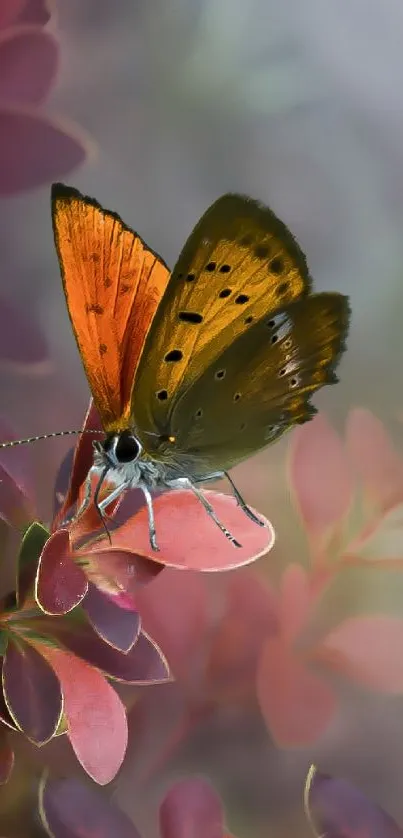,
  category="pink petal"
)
[0,26,59,106]
[279,563,312,641]
[85,490,274,571]
[346,408,403,512]
[289,414,353,547]
[40,646,128,785]
[256,636,337,746]
[0,106,91,195]
[35,529,88,614]
[160,778,224,838]
[318,616,403,693]
[0,0,25,29]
